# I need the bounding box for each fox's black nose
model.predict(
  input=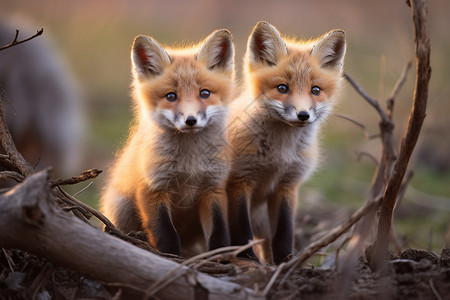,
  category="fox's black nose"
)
[297,111,310,121]
[185,116,197,126]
